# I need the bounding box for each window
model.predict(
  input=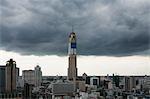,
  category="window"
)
[93,79,98,85]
